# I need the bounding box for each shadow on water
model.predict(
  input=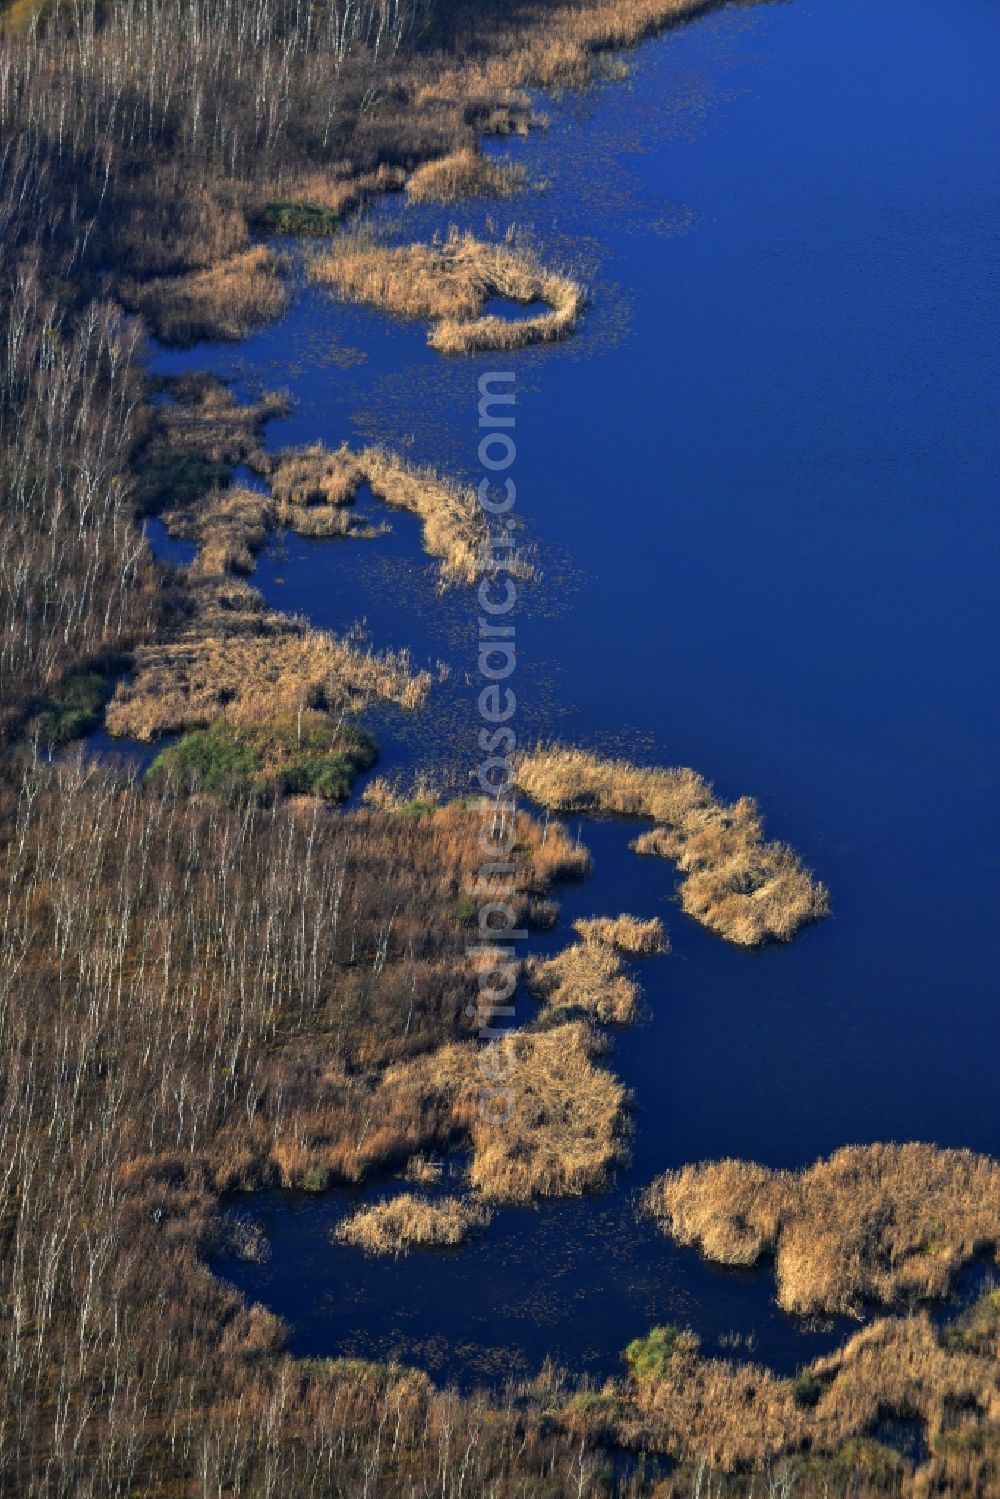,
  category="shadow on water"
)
[144,516,198,569]
[81,727,174,775]
[479,296,554,322]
